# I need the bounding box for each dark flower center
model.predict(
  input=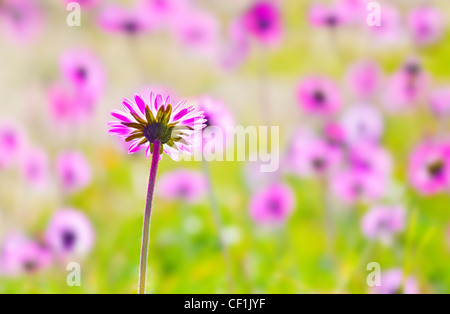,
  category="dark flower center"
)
[267,198,281,214]
[122,20,139,34]
[405,63,421,77]
[428,160,444,178]
[143,122,173,144]
[62,230,76,251]
[257,17,271,31]
[325,15,338,27]
[76,67,87,81]
[23,260,37,272]
[312,157,326,171]
[313,90,326,105]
